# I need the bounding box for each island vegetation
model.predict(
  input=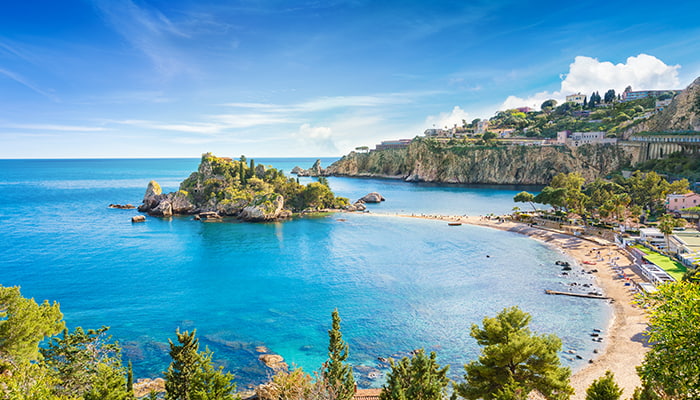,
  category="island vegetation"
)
[138,153,351,221]
[2,282,699,399]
